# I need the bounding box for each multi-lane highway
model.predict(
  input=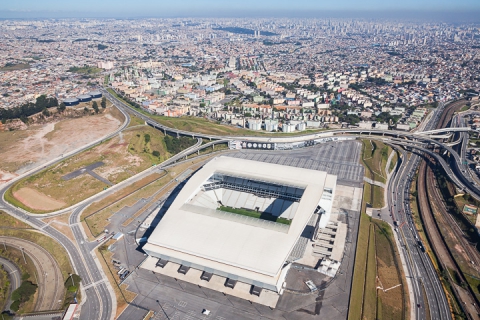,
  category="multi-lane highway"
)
[0,88,476,320]
[385,103,452,320]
